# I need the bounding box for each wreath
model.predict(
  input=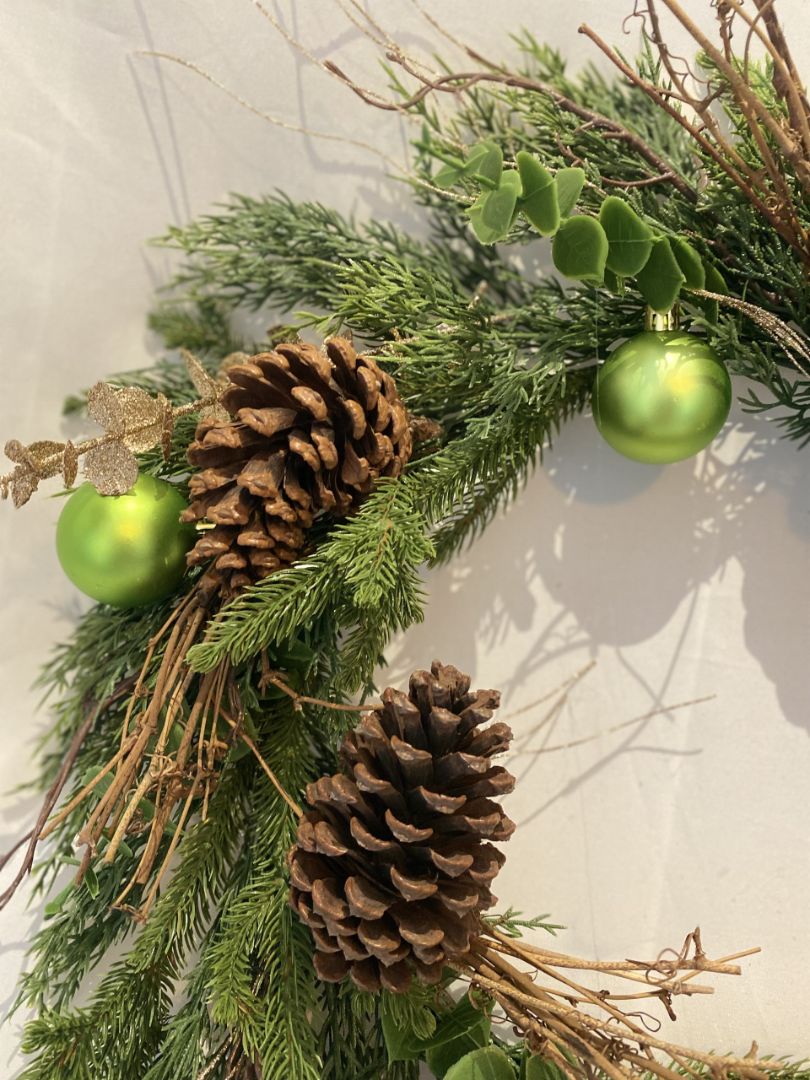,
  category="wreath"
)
[2,3,808,1078]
